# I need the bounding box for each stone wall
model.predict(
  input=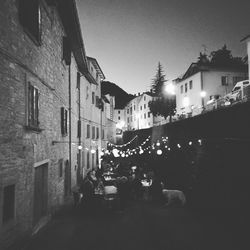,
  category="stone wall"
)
[0,1,78,248]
